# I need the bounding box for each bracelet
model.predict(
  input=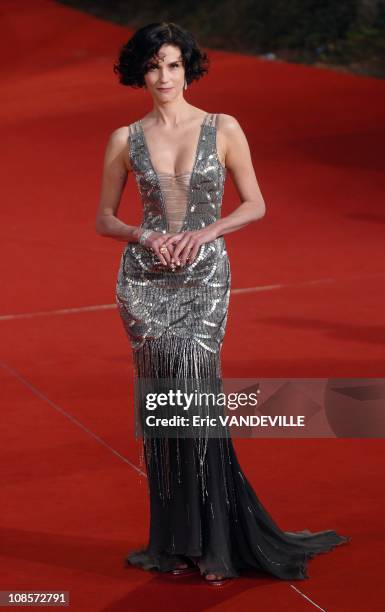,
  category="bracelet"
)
[139,228,154,247]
